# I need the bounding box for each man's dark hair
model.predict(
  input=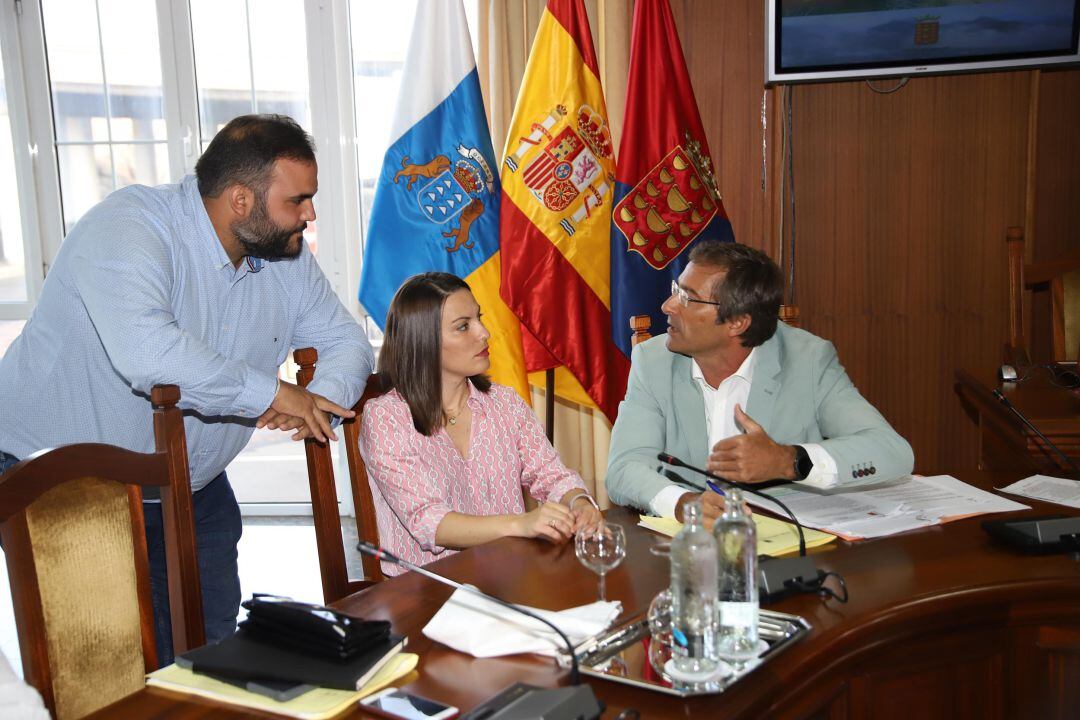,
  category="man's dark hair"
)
[688,240,784,348]
[378,272,491,436]
[195,114,316,199]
